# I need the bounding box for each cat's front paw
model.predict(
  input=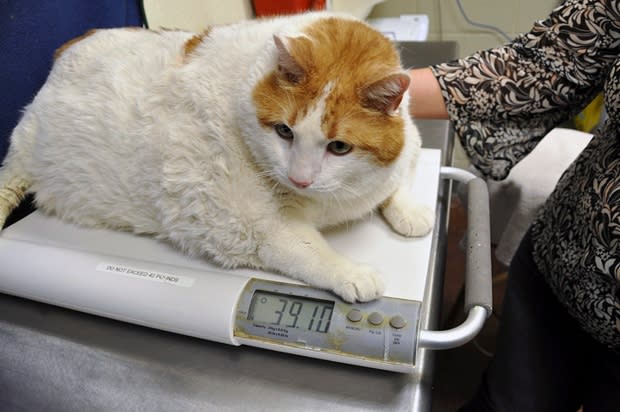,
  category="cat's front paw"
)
[332,264,385,303]
[382,202,434,238]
